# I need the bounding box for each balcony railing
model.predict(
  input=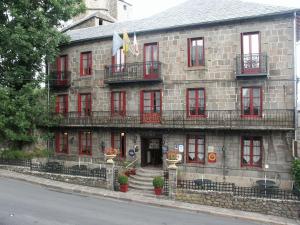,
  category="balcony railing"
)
[236,53,268,78]
[49,71,71,89]
[104,61,162,84]
[52,109,294,130]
